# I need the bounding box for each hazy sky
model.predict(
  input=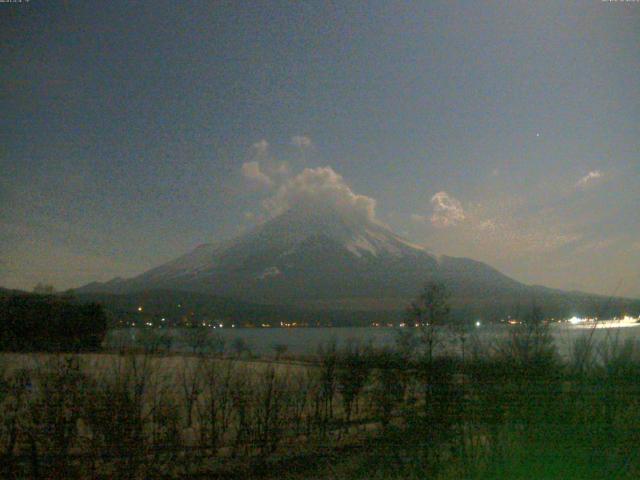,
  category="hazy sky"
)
[1,1,639,297]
